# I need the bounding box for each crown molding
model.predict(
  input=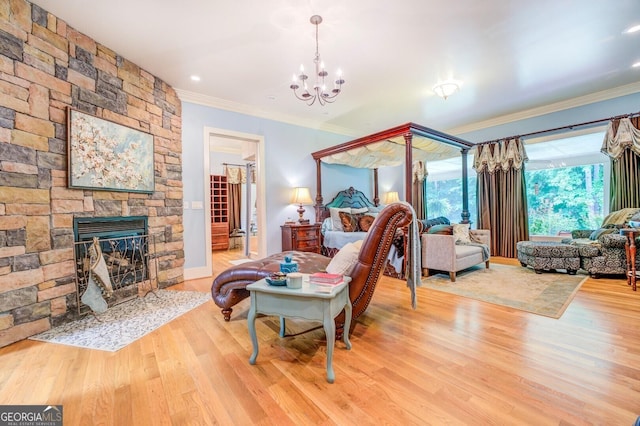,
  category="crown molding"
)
[447,82,640,136]
[175,89,357,136]
[178,82,640,141]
